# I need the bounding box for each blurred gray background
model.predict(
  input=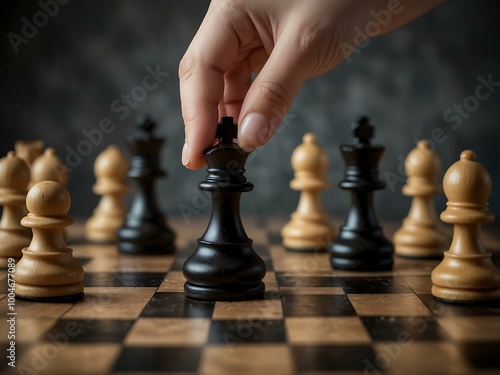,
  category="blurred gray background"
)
[1,0,499,222]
